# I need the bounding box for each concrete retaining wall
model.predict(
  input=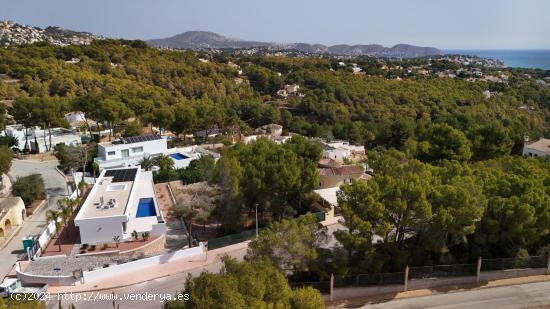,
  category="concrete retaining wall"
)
[83,242,204,283]
[16,262,76,286]
[17,243,204,286]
